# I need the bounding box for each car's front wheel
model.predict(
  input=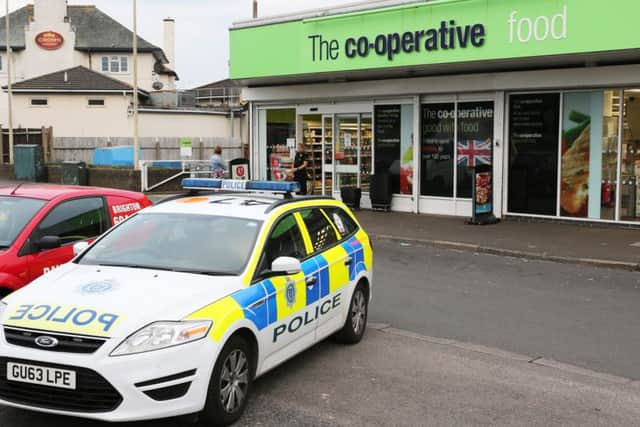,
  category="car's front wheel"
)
[200,335,253,426]
[335,282,369,344]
